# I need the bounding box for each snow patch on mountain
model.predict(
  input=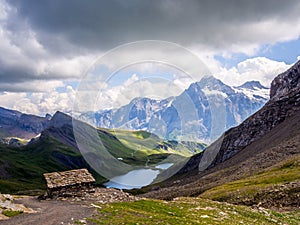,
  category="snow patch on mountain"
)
[202,87,228,98]
[79,77,270,143]
[234,81,269,101]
